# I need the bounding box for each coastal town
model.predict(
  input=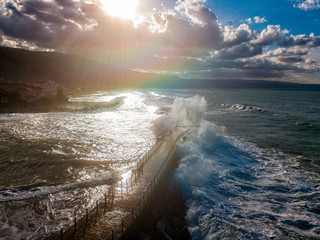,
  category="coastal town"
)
[0,79,68,112]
